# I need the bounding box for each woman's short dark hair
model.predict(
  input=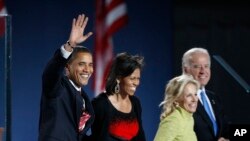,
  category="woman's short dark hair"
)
[105,52,144,95]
